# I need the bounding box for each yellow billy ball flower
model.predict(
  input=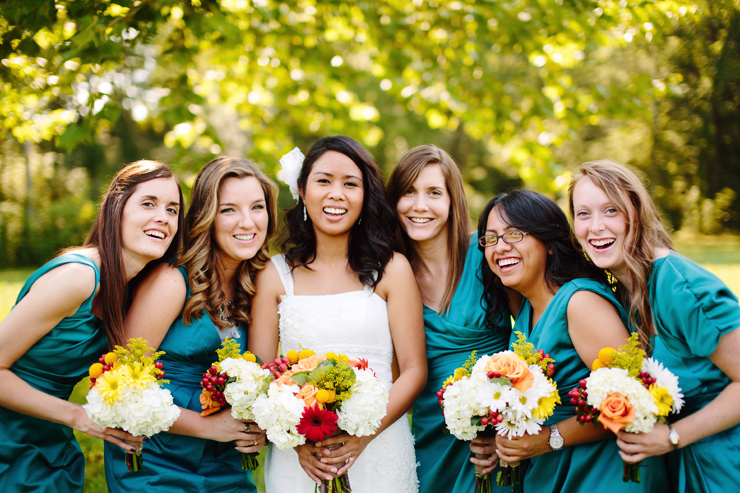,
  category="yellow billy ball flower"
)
[324,352,338,361]
[286,350,299,364]
[243,353,257,363]
[592,358,606,371]
[315,389,336,404]
[649,385,674,417]
[298,349,315,360]
[89,363,104,379]
[104,352,118,365]
[597,347,615,366]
